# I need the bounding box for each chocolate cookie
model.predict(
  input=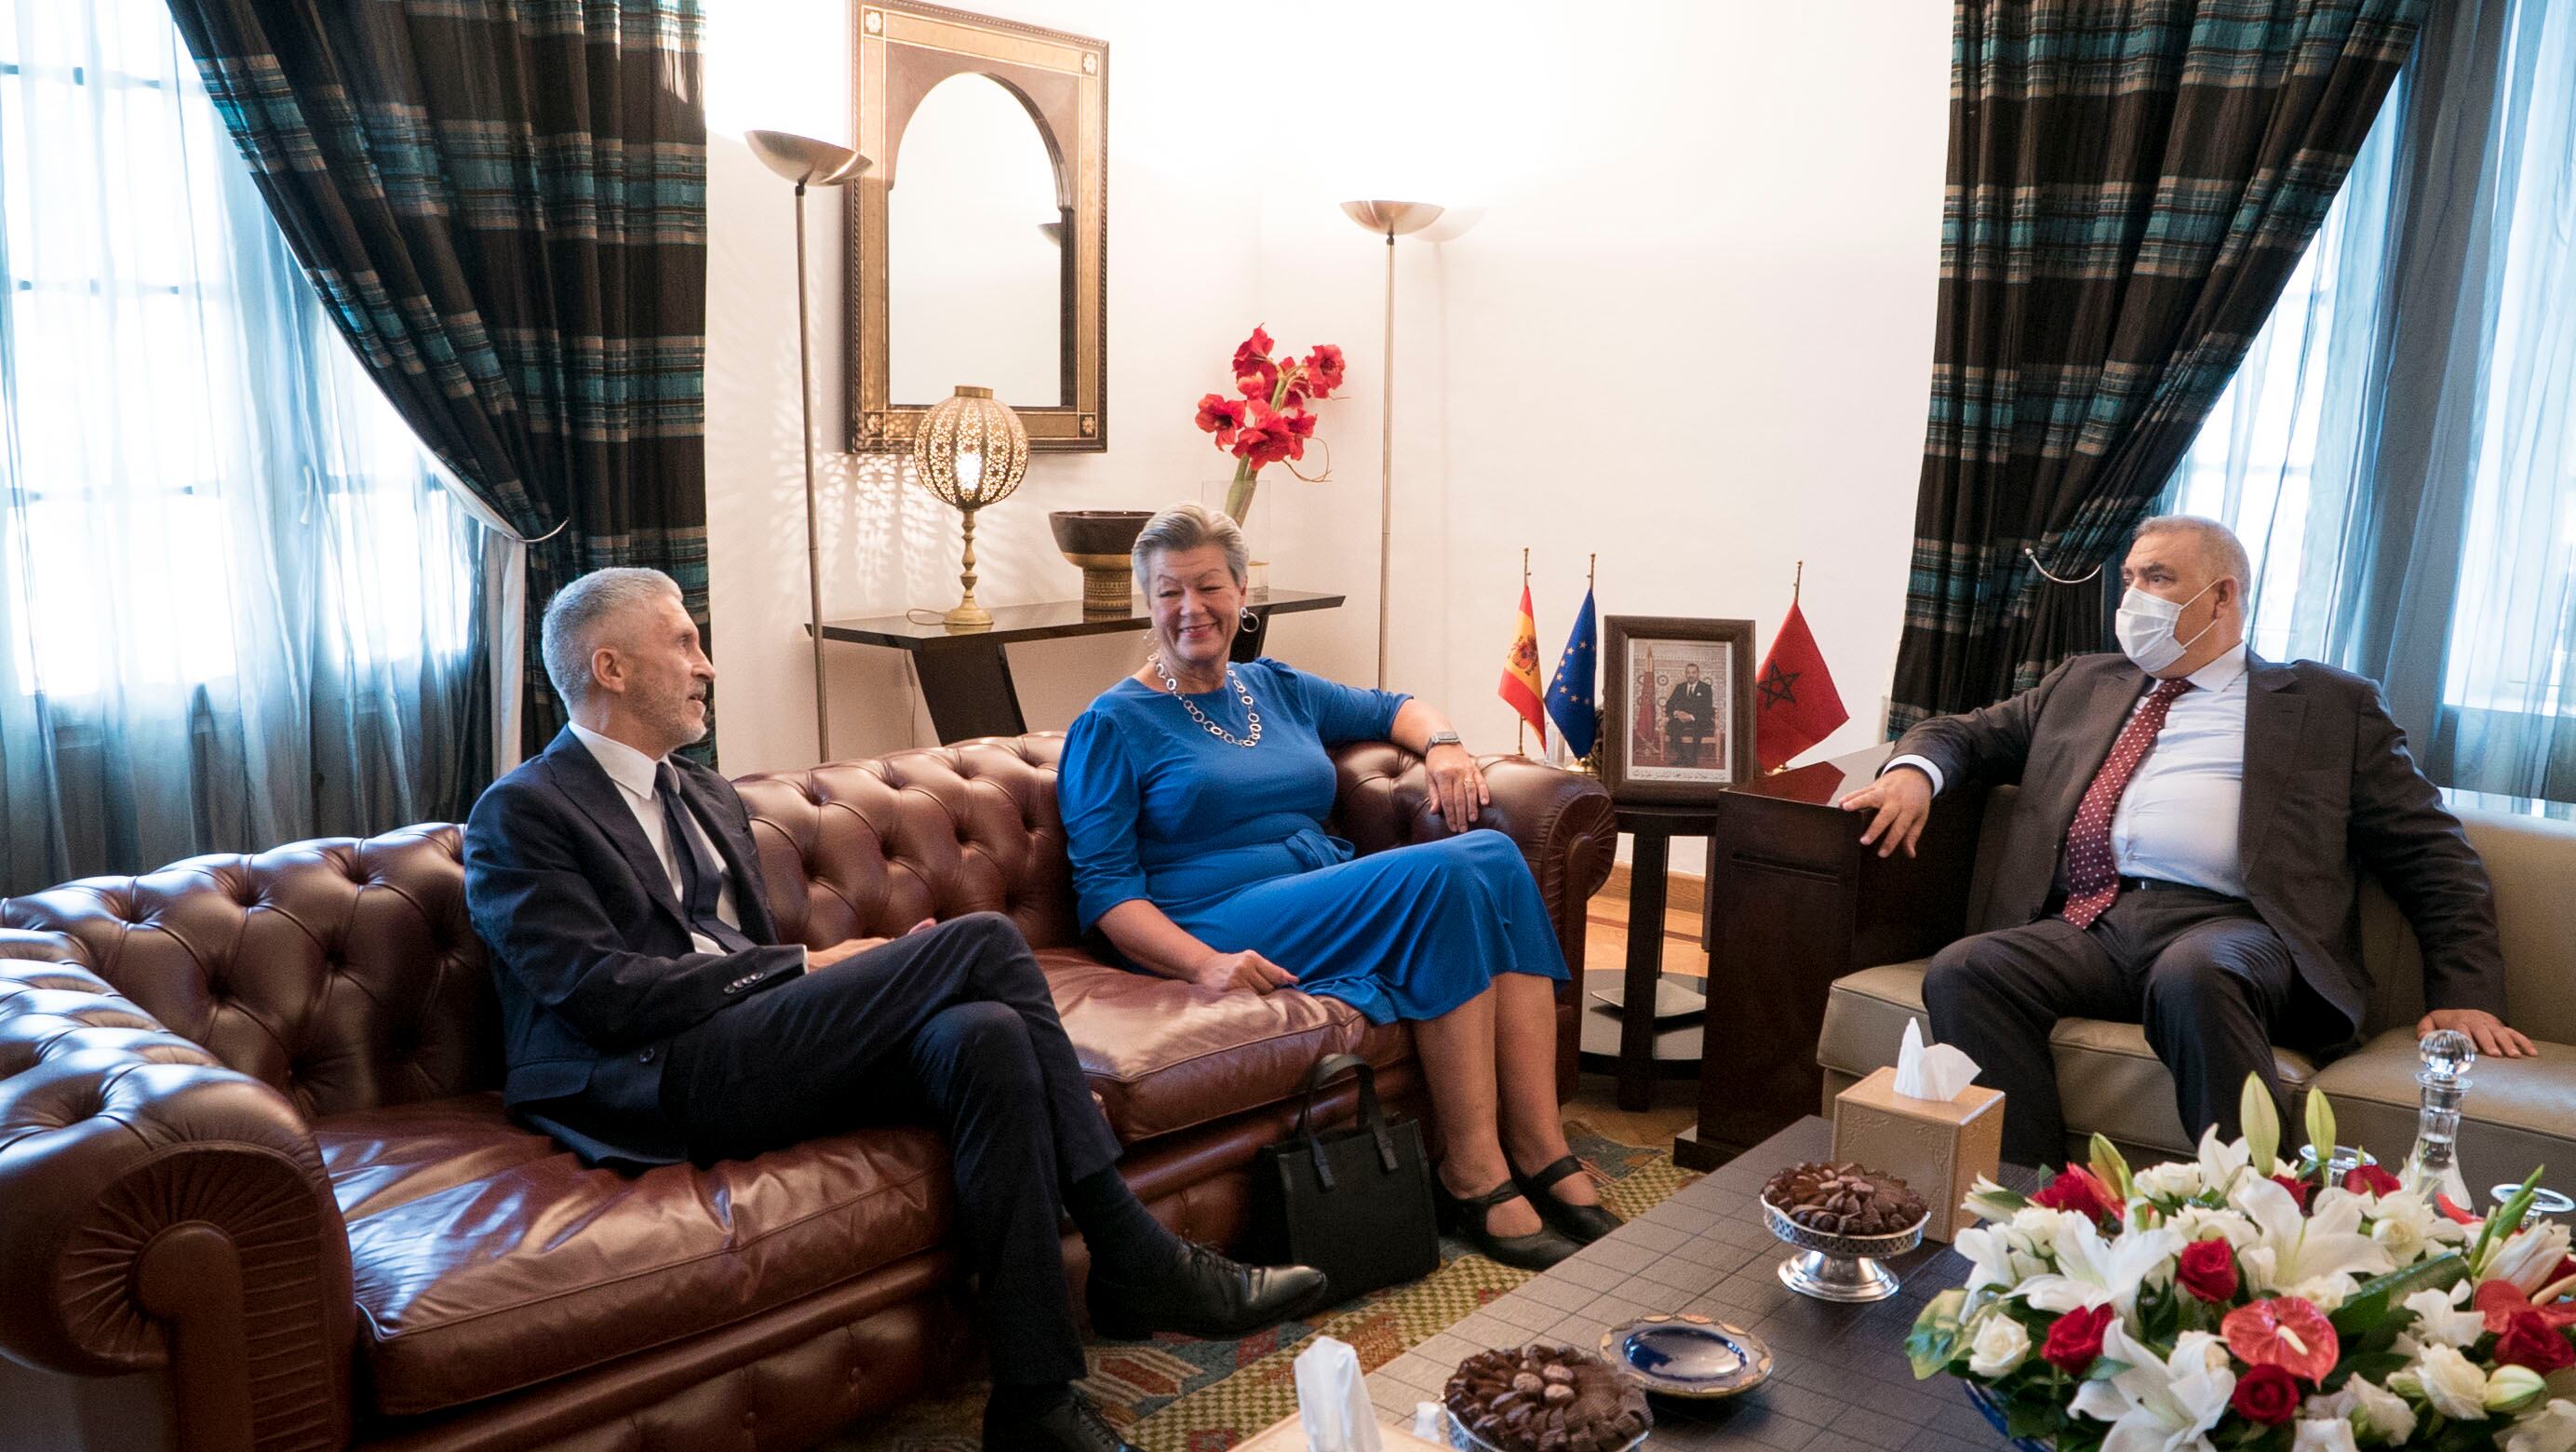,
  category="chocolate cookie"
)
[1443,1345,1652,1452]
[1760,1160,1927,1236]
